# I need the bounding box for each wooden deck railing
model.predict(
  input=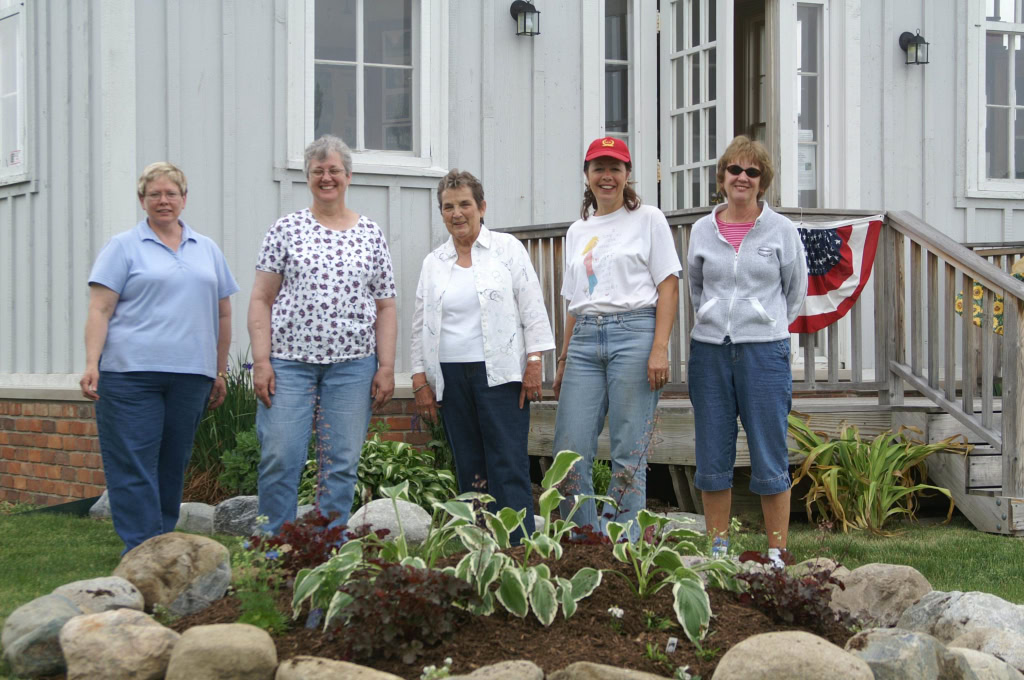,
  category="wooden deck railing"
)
[887,211,1024,498]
